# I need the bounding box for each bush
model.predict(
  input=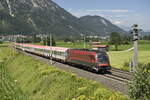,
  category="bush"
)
[0,40,3,44]
[123,61,130,67]
[129,63,150,100]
